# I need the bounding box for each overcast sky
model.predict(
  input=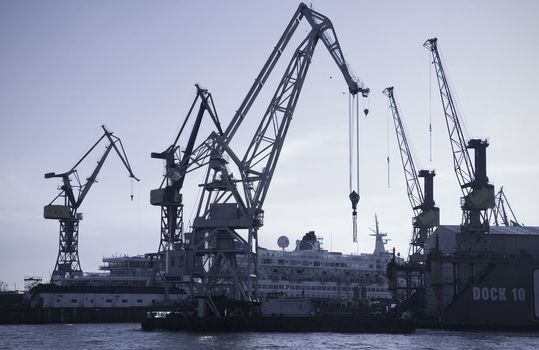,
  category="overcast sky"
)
[1,0,538,289]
